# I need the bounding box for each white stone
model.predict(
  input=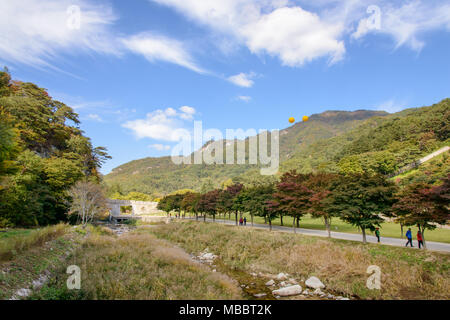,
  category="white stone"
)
[288,278,298,285]
[275,272,289,281]
[303,289,309,295]
[15,288,32,298]
[254,293,267,298]
[313,288,323,295]
[272,285,303,297]
[265,279,275,286]
[305,276,325,289]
